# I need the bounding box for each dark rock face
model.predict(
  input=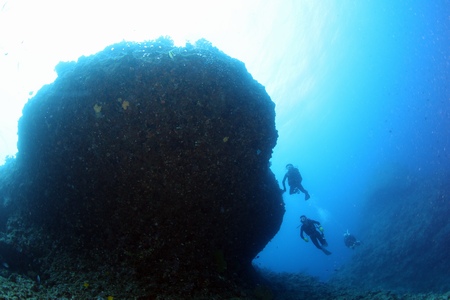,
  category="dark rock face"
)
[15,38,284,291]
